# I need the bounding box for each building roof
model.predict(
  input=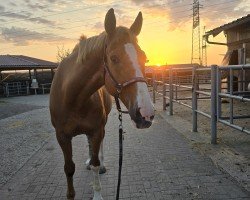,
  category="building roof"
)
[0,55,58,70]
[145,64,199,74]
[205,14,250,37]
